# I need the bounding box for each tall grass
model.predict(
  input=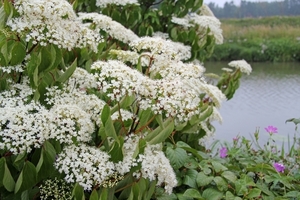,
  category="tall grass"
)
[221,16,300,41]
[209,16,300,62]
